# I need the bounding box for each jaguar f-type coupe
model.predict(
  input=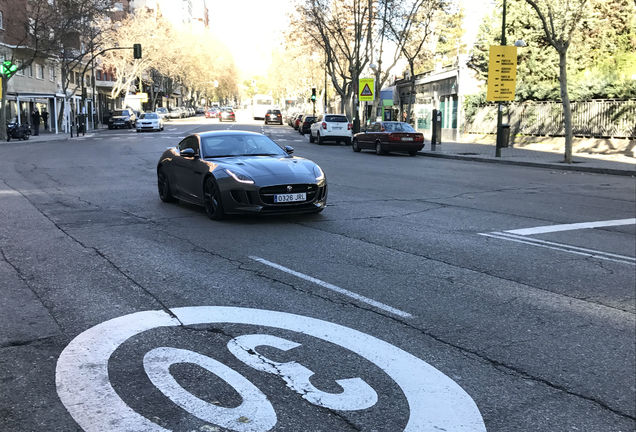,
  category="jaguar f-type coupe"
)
[157,130,327,219]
